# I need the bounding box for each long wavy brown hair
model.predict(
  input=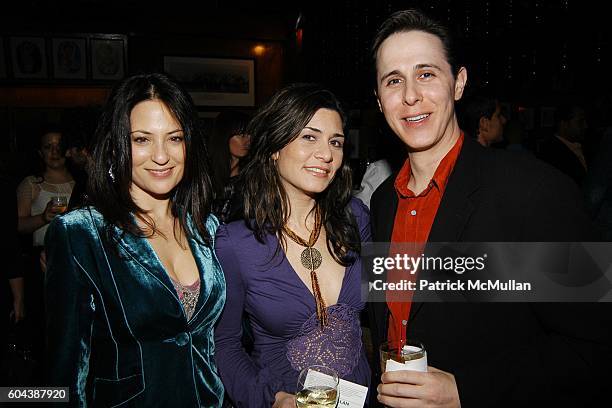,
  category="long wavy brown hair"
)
[240,83,360,265]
